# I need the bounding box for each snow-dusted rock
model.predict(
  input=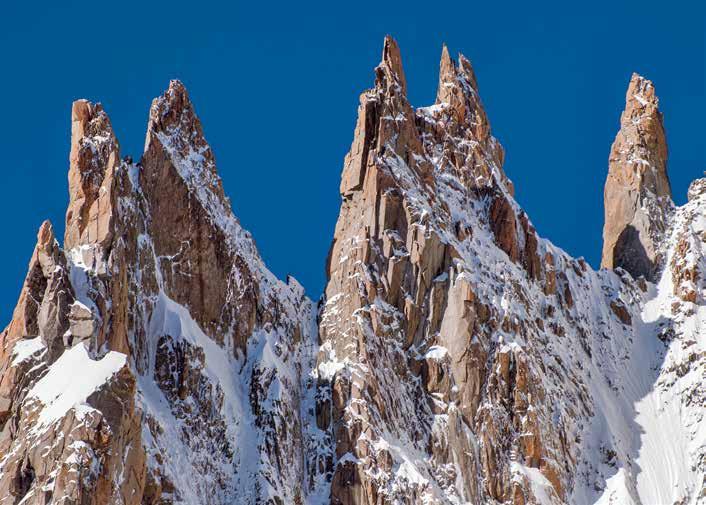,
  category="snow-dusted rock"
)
[0,80,320,504]
[601,73,673,281]
[0,36,702,505]
[316,37,704,505]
